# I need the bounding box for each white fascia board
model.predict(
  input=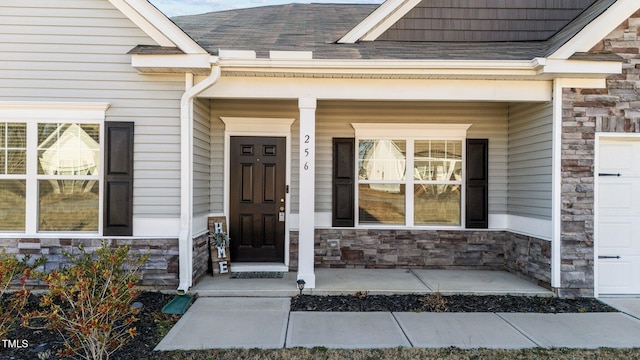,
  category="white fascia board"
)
[339,0,421,43]
[131,54,213,72]
[540,59,622,77]
[219,57,621,79]
[201,77,552,102]
[108,0,206,54]
[551,0,640,59]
